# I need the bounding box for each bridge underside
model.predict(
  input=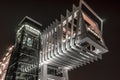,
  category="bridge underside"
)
[40,0,108,70]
